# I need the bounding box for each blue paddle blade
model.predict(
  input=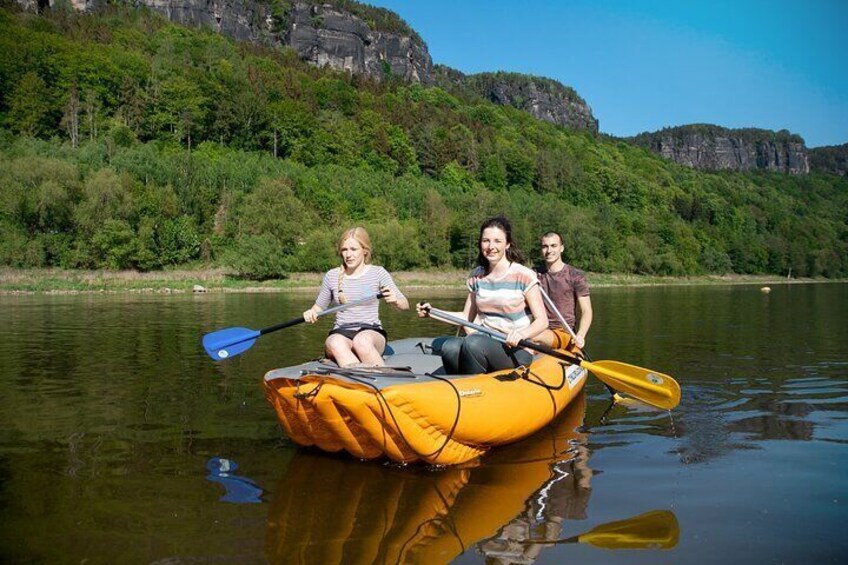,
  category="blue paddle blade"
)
[202,327,261,361]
